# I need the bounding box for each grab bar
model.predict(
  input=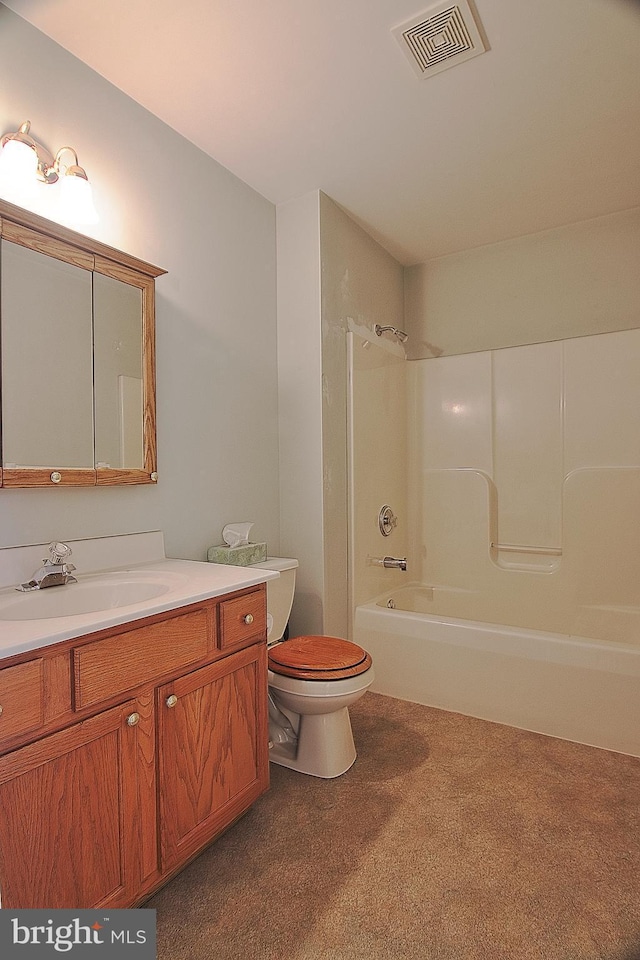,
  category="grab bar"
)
[491,542,562,556]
